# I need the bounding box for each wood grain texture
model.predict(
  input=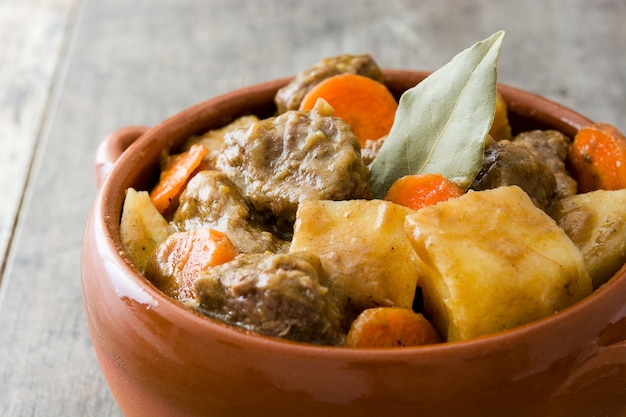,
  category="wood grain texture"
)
[0,0,77,274]
[0,0,624,415]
